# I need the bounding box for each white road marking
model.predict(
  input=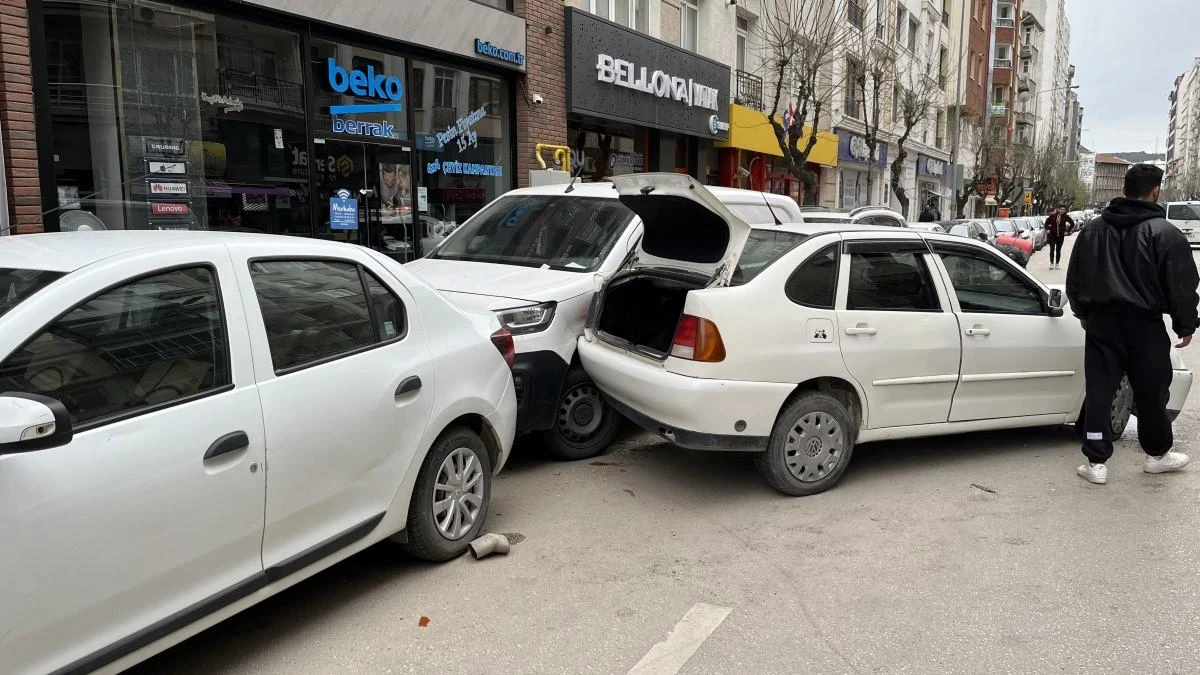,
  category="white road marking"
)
[627,602,732,675]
